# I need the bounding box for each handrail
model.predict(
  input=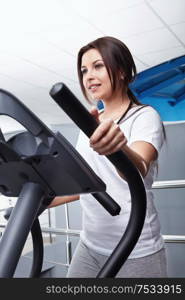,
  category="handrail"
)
[152,179,185,189]
[40,226,81,236]
[24,226,185,244]
[42,228,185,243]
[40,227,185,243]
[163,235,185,243]
[1,224,185,243]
